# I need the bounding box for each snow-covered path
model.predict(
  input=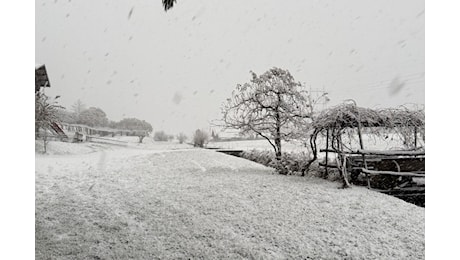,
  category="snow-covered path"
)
[35,145,424,259]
